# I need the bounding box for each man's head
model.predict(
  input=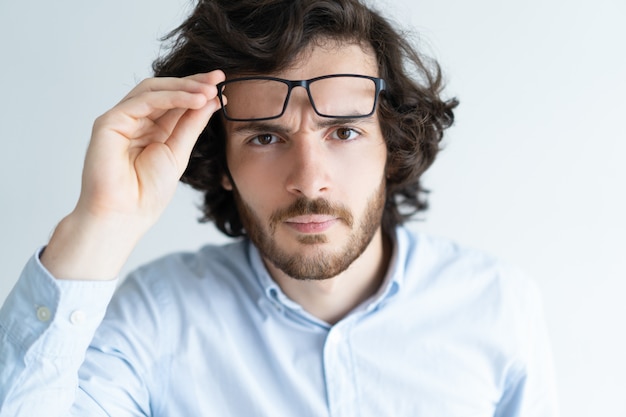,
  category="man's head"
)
[153,0,457,238]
